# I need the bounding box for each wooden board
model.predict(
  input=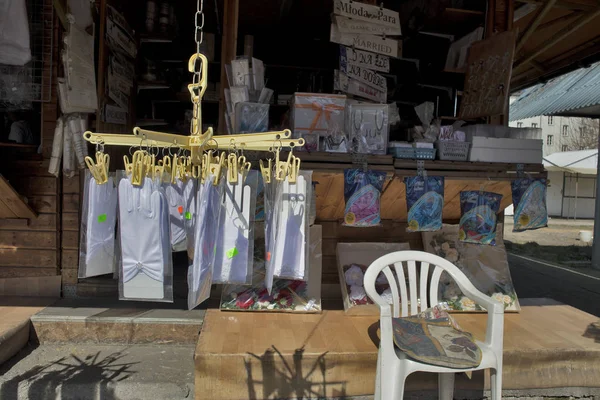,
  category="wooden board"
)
[0,276,61,297]
[0,213,57,231]
[195,302,600,399]
[0,176,37,219]
[459,30,517,119]
[0,249,57,268]
[0,231,57,250]
[0,267,58,278]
